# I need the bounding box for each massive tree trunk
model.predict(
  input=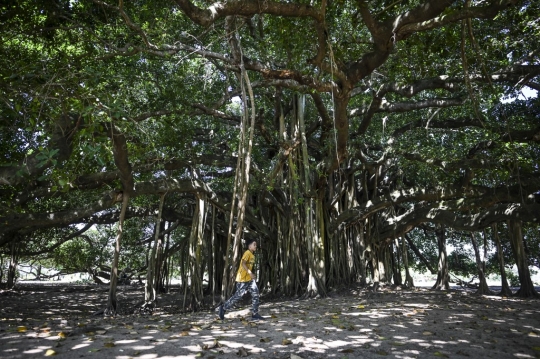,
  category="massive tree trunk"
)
[432,225,450,290]
[354,224,368,286]
[470,232,492,295]
[104,123,134,316]
[189,193,207,311]
[492,223,512,296]
[153,223,168,294]
[105,192,130,316]
[298,94,325,297]
[206,204,216,301]
[508,220,538,298]
[286,155,303,296]
[345,171,367,285]
[402,237,414,288]
[143,193,165,312]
